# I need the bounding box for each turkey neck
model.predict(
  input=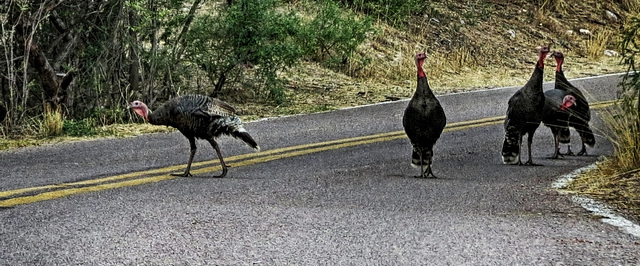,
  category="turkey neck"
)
[554,57,570,87]
[522,53,546,94]
[414,64,436,99]
[146,108,170,126]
